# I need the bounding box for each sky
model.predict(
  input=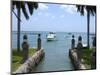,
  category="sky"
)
[12,2,96,33]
